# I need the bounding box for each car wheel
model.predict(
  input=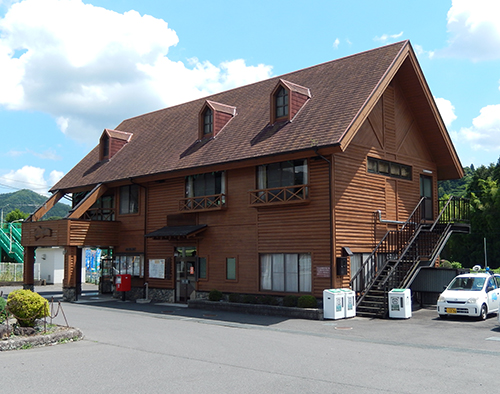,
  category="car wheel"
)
[438,314,447,319]
[480,304,488,320]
